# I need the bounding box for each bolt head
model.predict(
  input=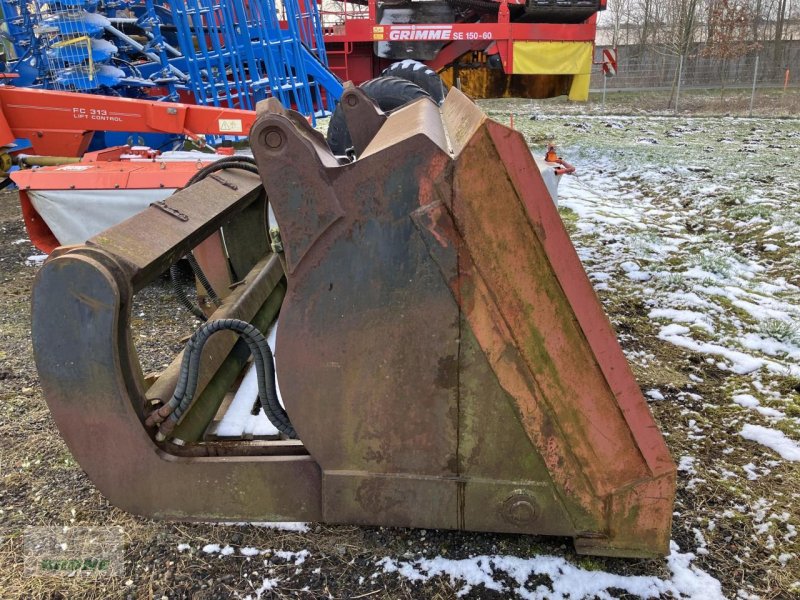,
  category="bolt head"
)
[264,129,283,149]
[501,492,539,527]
